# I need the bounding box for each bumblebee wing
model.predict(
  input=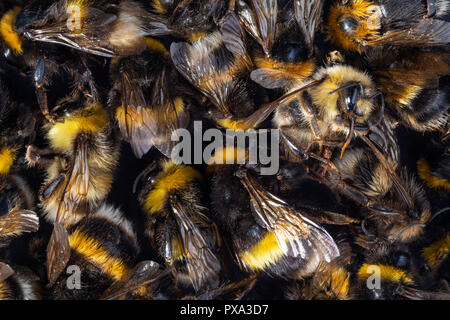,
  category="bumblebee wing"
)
[192,274,258,300]
[117,71,189,158]
[251,68,299,89]
[367,117,400,165]
[170,40,228,115]
[367,19,450,46]
[237,0,277,56]
[0,262,15,282]
[55,136,90,223]
[221,13,252,66]
[170,16,250,116]
[374,52,450,89]
[46,222,71,285]
[150,72,190,158]
[294,0,324,50]
[117,72,154,158]
[170,199,221,291]
[101,261,169,300]
[0,209,39,241]
[238,170,339,262]
[25,7,118,57]
[397,286,450,300]
[376,68,440,89]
